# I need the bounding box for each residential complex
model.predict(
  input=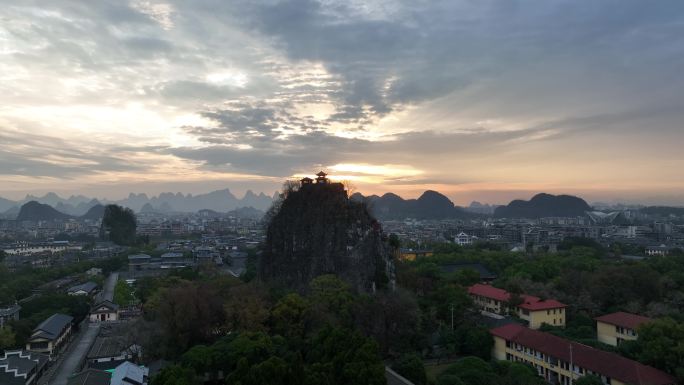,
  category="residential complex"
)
[469,283,567,329]
[595,312,652,347]
[491,323,675,385]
